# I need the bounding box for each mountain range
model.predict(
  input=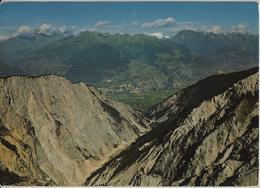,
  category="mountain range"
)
[0,30,258,110]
